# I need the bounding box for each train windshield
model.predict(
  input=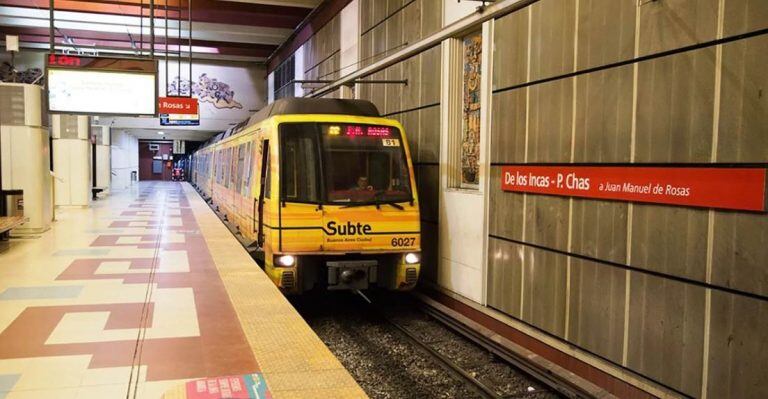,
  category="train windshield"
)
[279,123,412,205]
